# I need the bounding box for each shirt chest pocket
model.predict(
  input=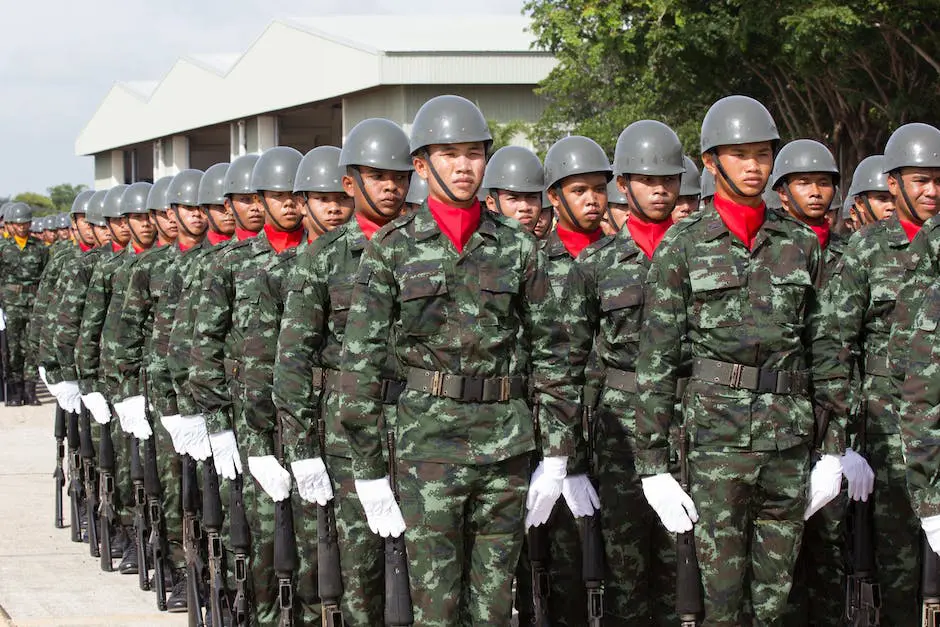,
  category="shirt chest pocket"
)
[399,272,449,336]
[689,264,743,329]
[479,269,519,326]
[328,281,355,335]
[600,284,644,340]
[767,269,813,321]
[233,284,263,331]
